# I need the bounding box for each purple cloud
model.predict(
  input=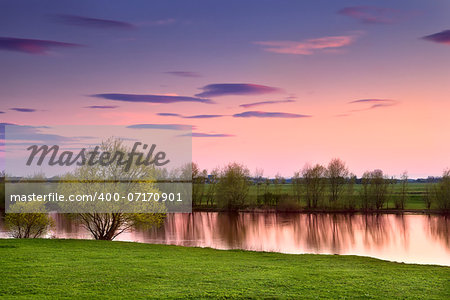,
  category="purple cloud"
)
[10,108,37,112]
[158,113,181,117]
[181,132,234,138]
[349,99,398,111]
[91,93,213,104]
[184,114,224,119]
[240,99,295,108]
[195,84,280,98]
[422,30,450,45]
[0,37,82,55]
[85,105,118,109]
[338,6,402,24]
[233,111,311,118]
[127,124,194,131]
[0,111,4,114]
[157,113,224,119]
[349,99,392,104]
[53,14,135,29]
[165,71,202,78]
